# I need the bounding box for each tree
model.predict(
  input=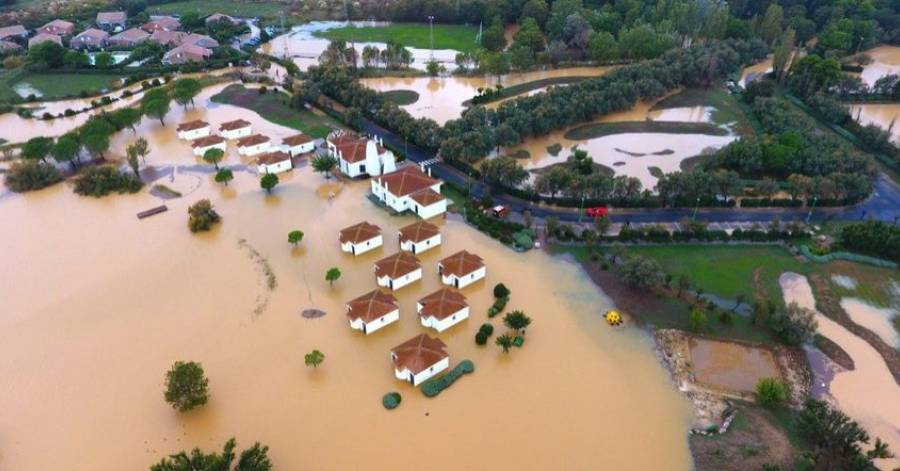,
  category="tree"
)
[288,230,304,246]
[187,199,221,232]
[132,137,150,164]
[203,148,225,169]
[21,137,54,162]
[495,333,514,353]
[173,78,202,108]
[513,17,545,53]
[26,41,67,69]
[79,119,115,159]
[361,45,380,68]
[178,11,203,31]
[164,361,209,412]
[619,256,664,289]
[52,133,81,169]
[755,378,788,408]
[94,52,114,69]
[676,274,691,298]
[594,215,611,236]
[482,155,528,187]
[493,283,510,298]
[733,293,746,312]
[481,16,507,52]
[260,173,279,193]
[215,168,234,187]
[425,59,441,77]
[689,308,707,332]
[589,31,619,62]
[109,108,143,132]
[311,154,337,178]
[503,310,532,333]
[4,161,63,192]
[142,88,171,126]
[150,438,272,471]
[797,399,893,469]
[126,142,141,178]
[325,267,341,287]
[520,0,549,28]
[304,349,325,368]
